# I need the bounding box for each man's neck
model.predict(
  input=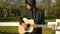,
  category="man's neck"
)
[27,8,31,10]
[33,9,36,12]
[27,8,37,12]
